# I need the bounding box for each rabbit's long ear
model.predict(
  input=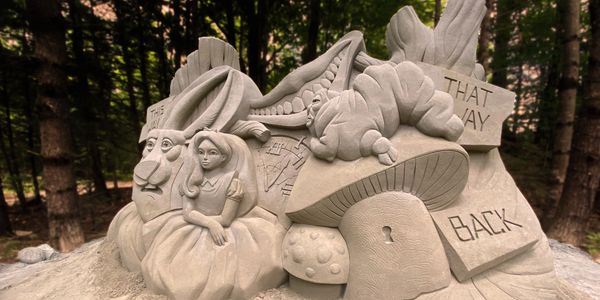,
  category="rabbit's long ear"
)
[179,140,204,199]
[140,38,241,142]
